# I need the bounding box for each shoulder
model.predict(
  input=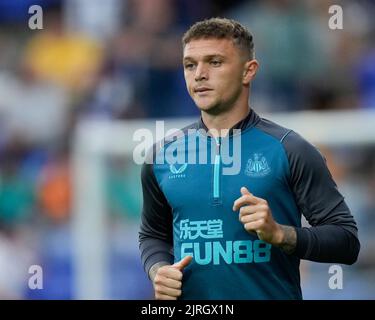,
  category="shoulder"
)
[254,117,293,143]
[162,121,199,148]
[255,117,322,160]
